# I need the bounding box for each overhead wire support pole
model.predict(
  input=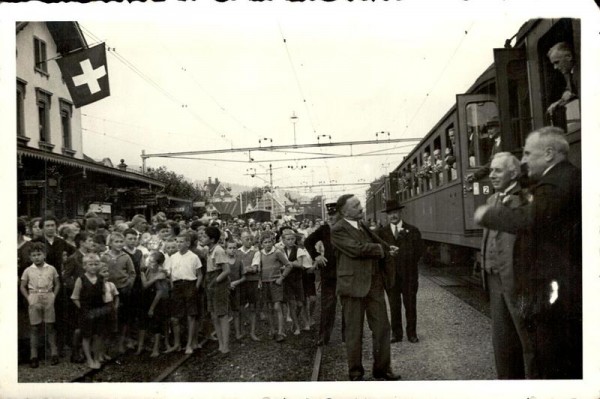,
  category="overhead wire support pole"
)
[141,137,422,160]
